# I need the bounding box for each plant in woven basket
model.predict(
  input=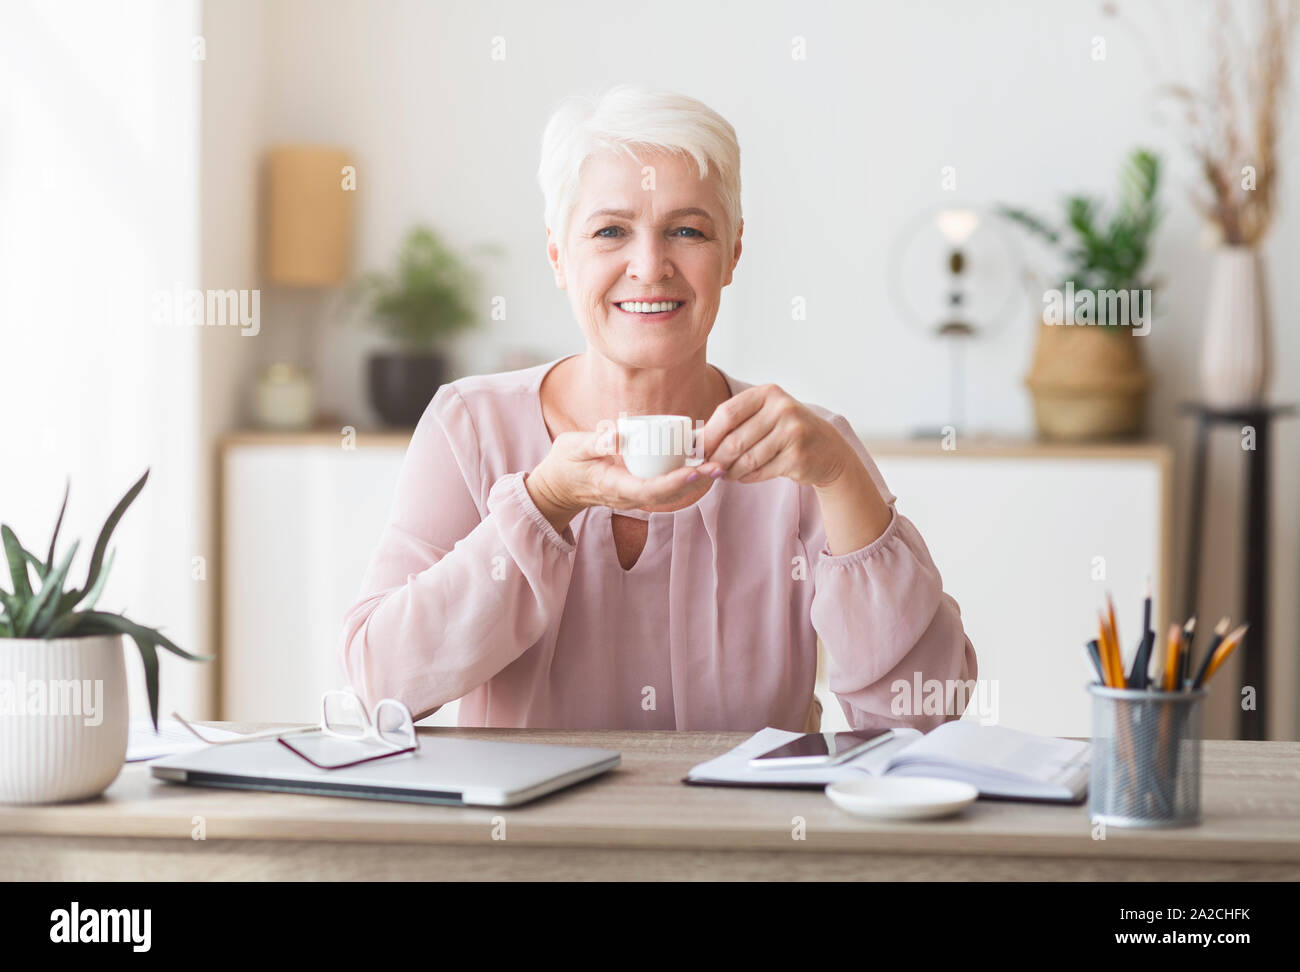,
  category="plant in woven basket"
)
[0,469,210,729]
[998,148,1163,327]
